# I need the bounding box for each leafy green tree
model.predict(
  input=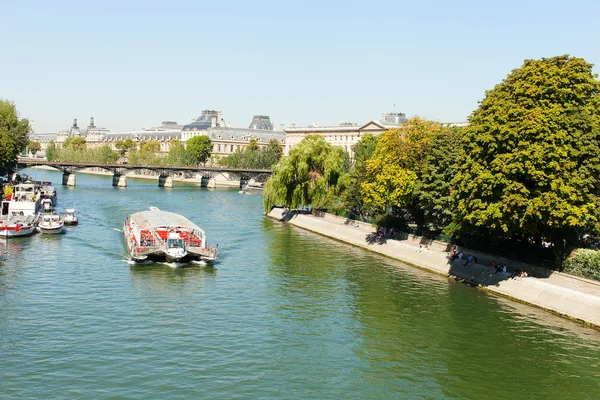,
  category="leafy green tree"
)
[28,140,41,156]
[452,55,600,248]
[63,136,86,151]
[414,126,464,230]
[96,144,119,164]
[45,141,57,161]
[361,117,440,214]
[140,140,160,154]
[186,135,213,165]
[342,133,378,216]
[115,138,136,156]
[0,99,30,175]
[268,138,283,161]
[247,138,260,152]
[263,135,348,212]
[166,139,189,166]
